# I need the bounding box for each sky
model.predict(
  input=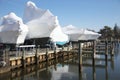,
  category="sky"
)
[0,0,120,31]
